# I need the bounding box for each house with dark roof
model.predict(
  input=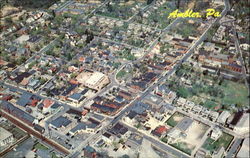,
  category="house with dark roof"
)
[16,92,33,107]
[102,132,114,144]
[13,72,32,84]
[109,123,128,136]
[91,103,116,115]
[114,95,125,103]
[118,90,133,100]
[68,93,85,104]
[90,113,105,123]
[69,122,98,135]
[127,111,137,120]
[49,116,72,129]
